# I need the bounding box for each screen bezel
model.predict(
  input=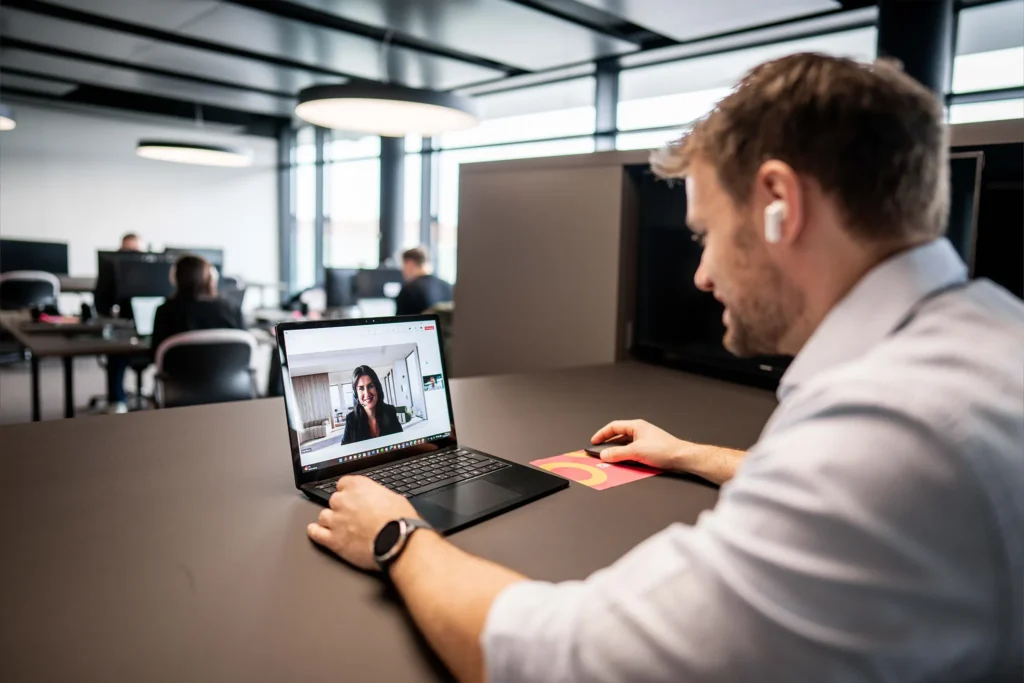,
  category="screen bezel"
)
[948,151,984,278]
[276,314,458,487]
